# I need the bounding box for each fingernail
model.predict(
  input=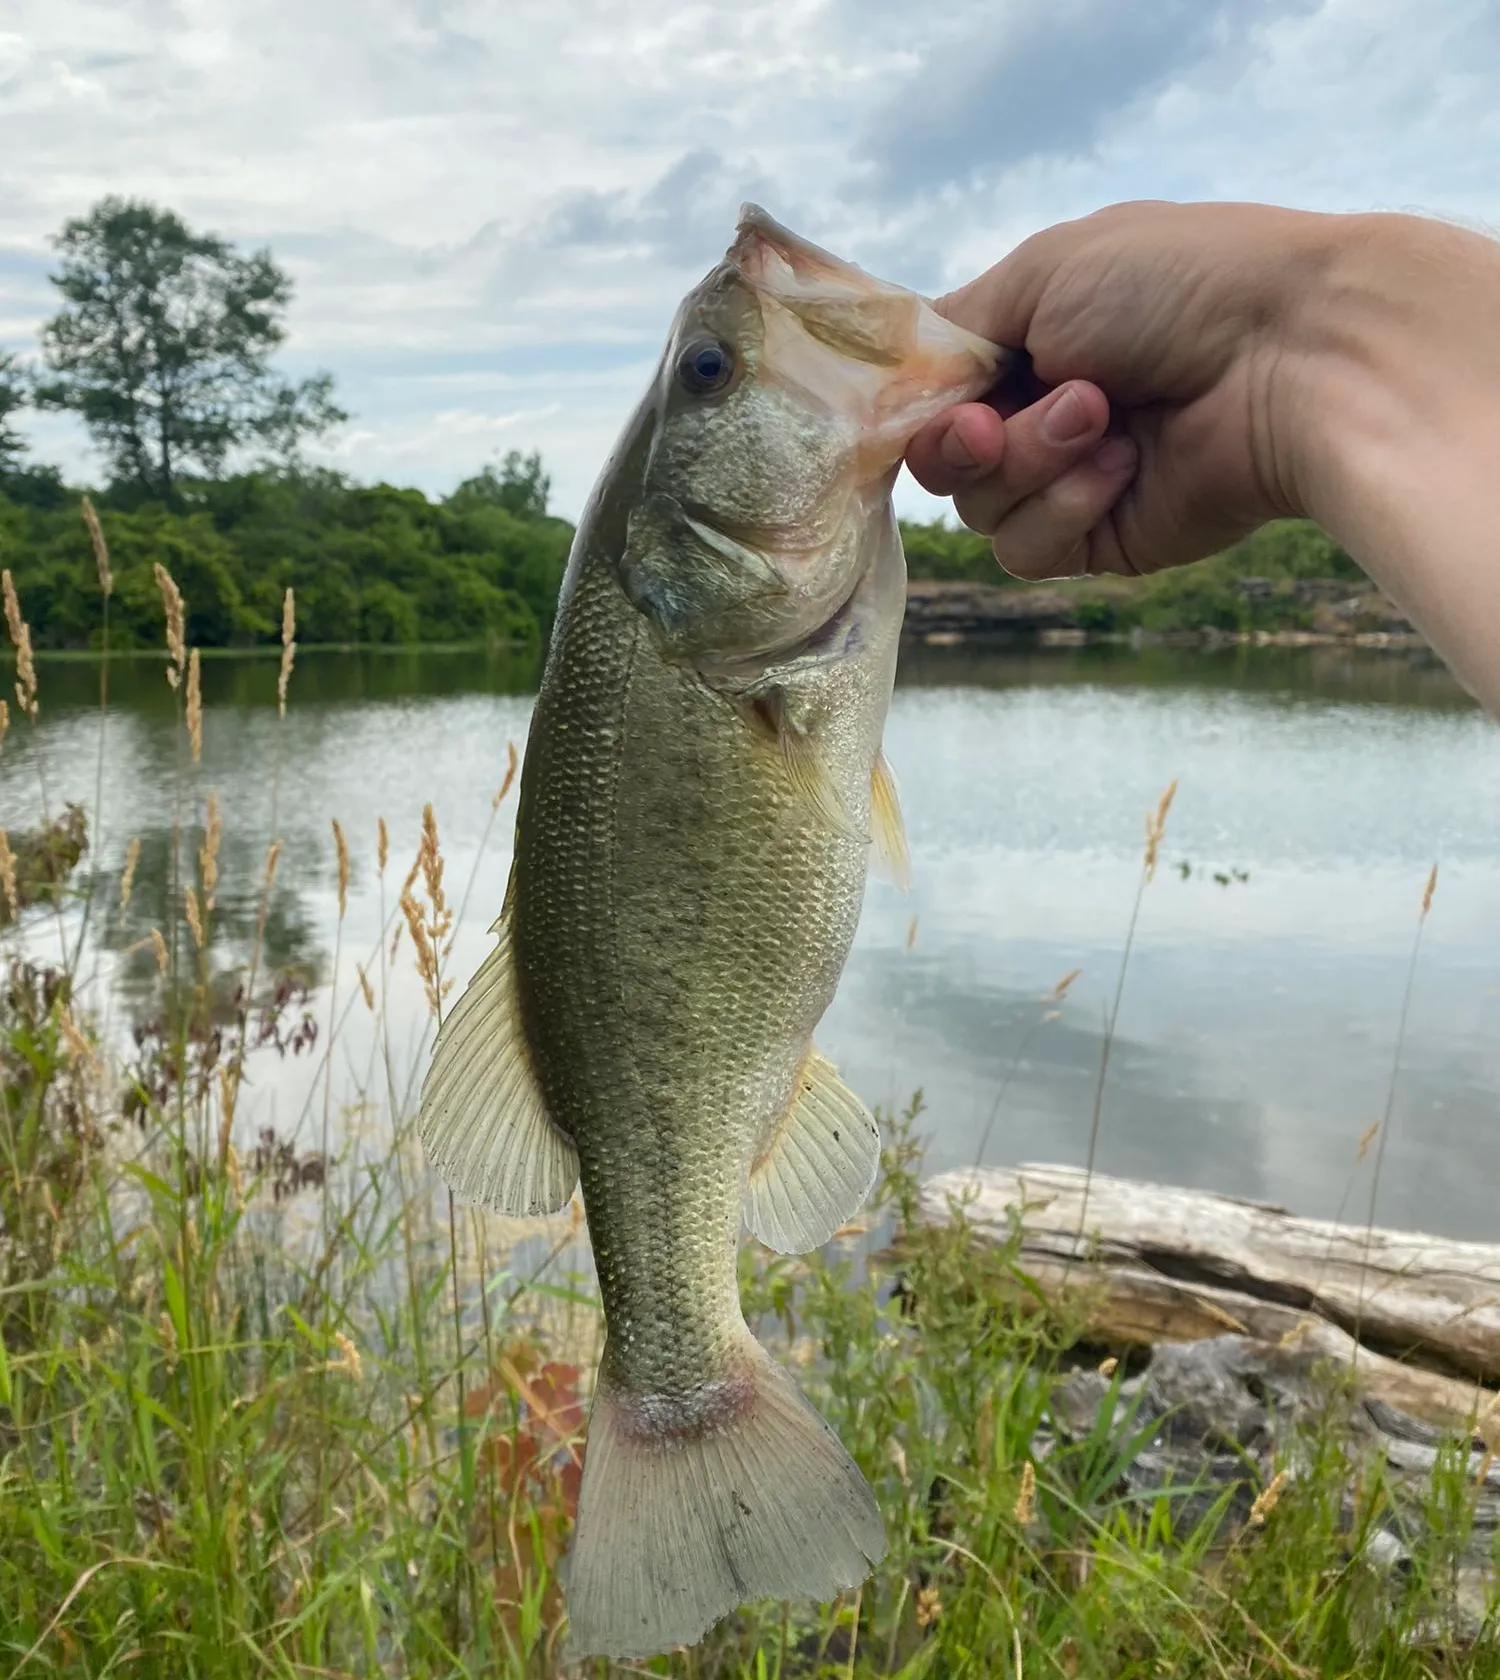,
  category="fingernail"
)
[938,423,979,471]
[1041,386,1089,444]
[1091,436,1136,473]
